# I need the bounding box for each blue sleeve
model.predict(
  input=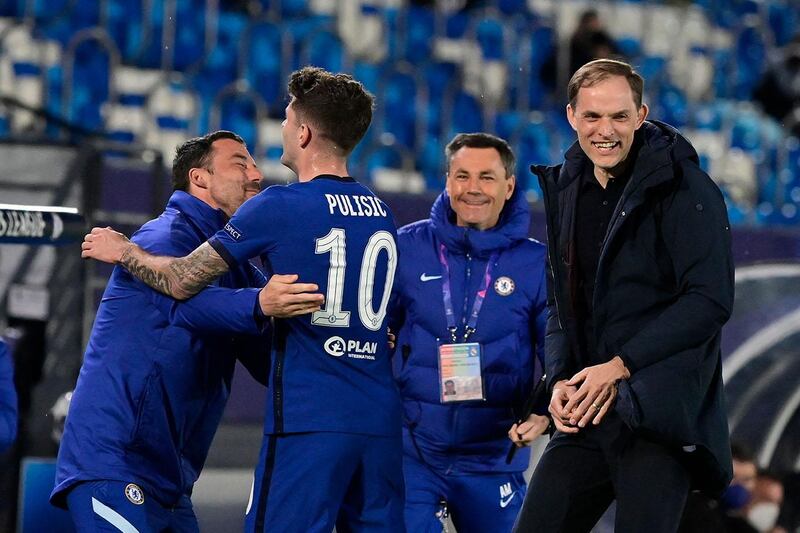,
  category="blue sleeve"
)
[131,219,263,335]
[0,341,17,453]
[208,190,283,268]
